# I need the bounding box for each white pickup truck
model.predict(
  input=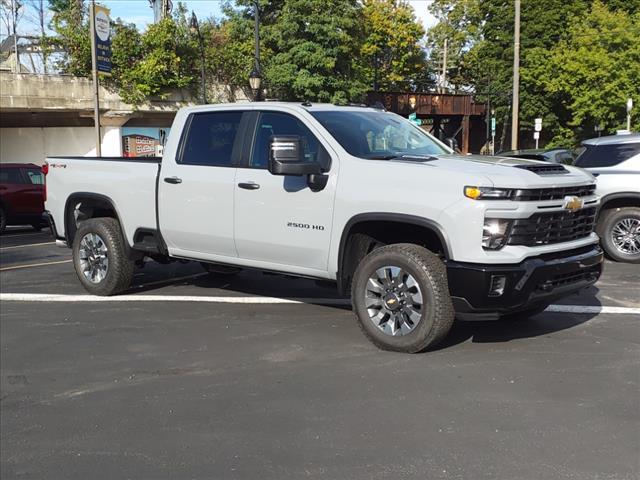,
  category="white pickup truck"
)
[44,103,603,352]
